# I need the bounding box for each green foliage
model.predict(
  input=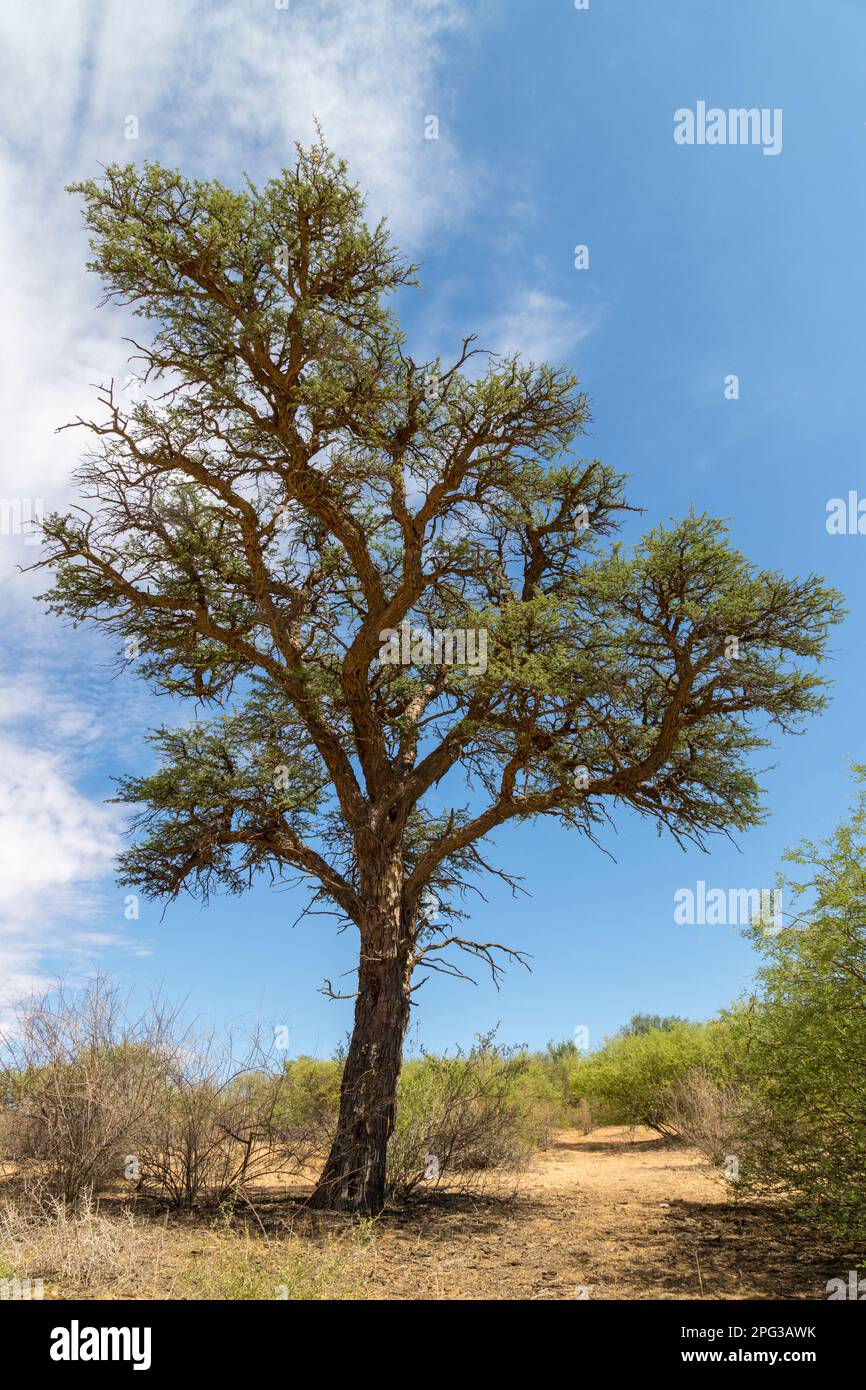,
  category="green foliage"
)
[618,1013,687,1036]
[572,1020,729,1135]
[276,1055,342,1133]
[387,1036,539,1197]
[729,774,866,1248]
[521,1042,581,1121]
